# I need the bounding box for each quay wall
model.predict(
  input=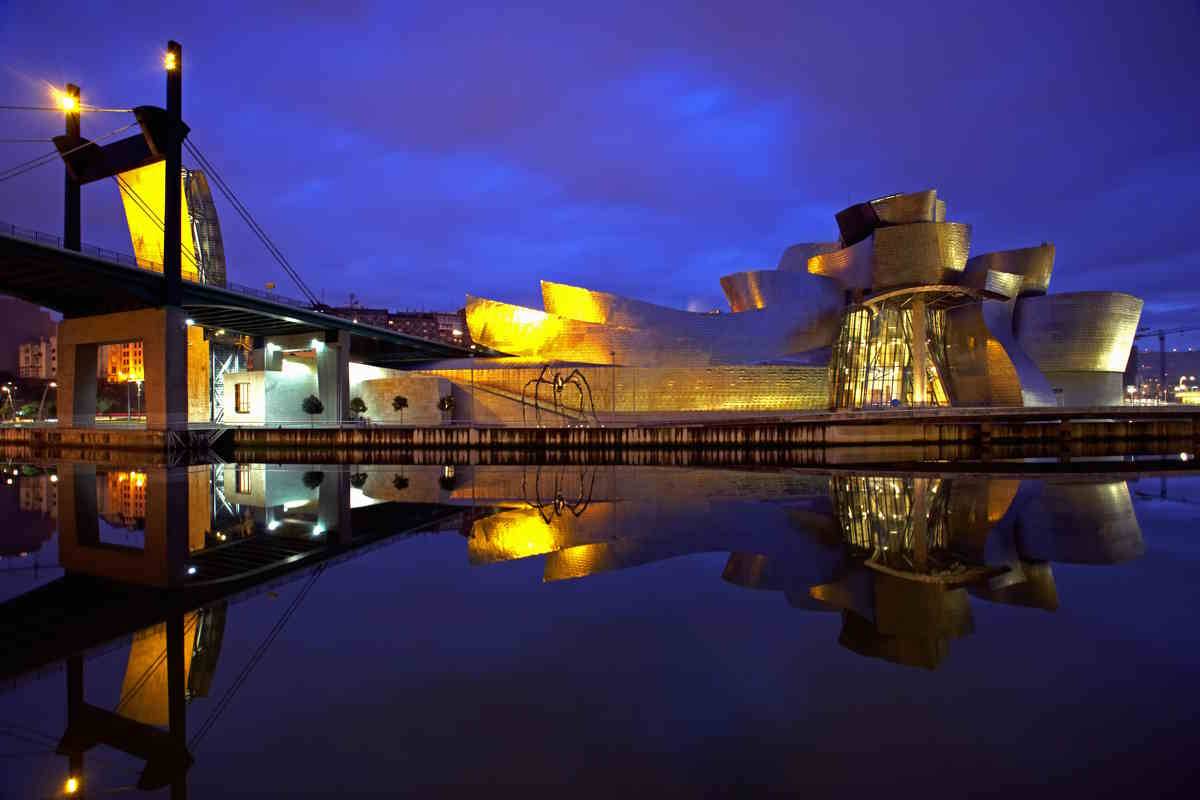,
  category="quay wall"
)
[5,407,1200,454]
